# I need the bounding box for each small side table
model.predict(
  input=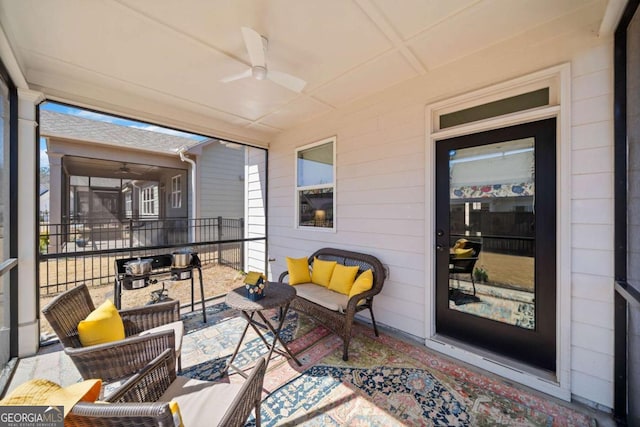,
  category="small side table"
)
[223,282,302,377]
